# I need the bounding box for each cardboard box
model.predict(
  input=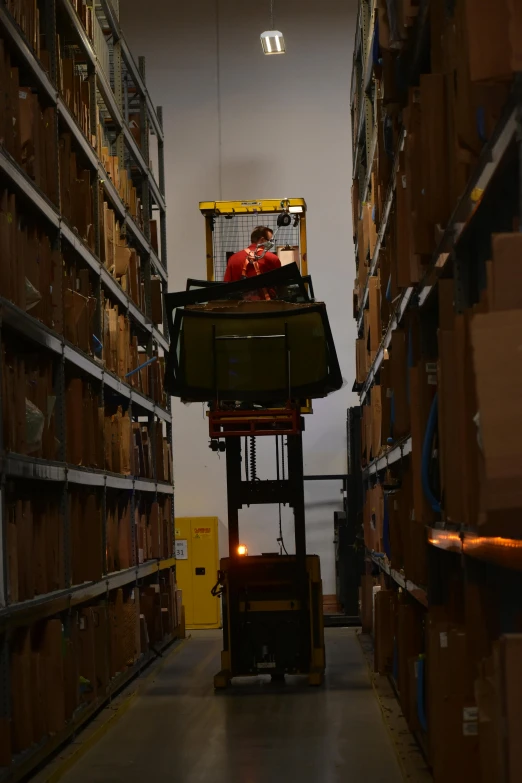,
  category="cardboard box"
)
[371,385,382,460]
[409,363,437,530]
[92,604,110,694]
[109,589,125,677]
[40,619,66,734]
[397,600,424,725]
[427,612,480,781]
[490,234,522,311]
[475,654,501,783]
[497,635,522,782]
[463,0,513,82]
[78,608,97,701]
[390,330,409,438]
[368,276,381,353]
[374,590,395,674]
[151,278,163,325]
[471,310,522,533]
[507,0,522,71]
[11,628,33,752]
